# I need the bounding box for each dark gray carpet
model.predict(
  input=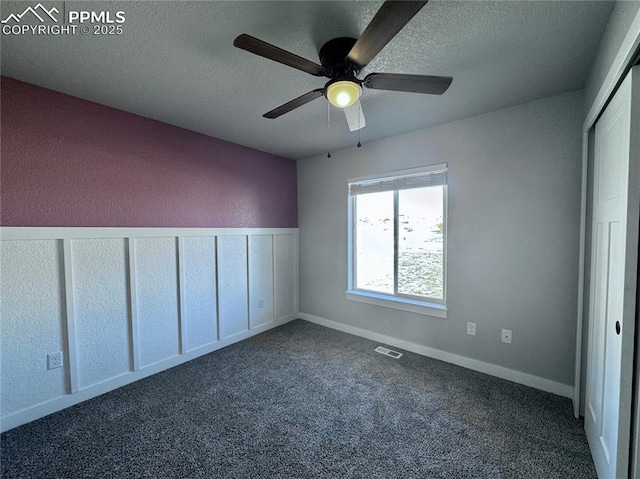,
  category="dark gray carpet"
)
[2,319,596,478]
